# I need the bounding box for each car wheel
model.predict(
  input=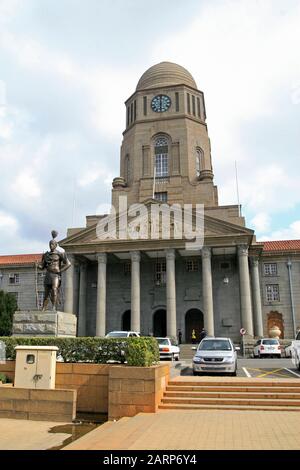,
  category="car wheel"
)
[231,370,237,377]
[175,355,179,361]
[258,352,261,358]
[193,370,198,376]
[297,354,300,371]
